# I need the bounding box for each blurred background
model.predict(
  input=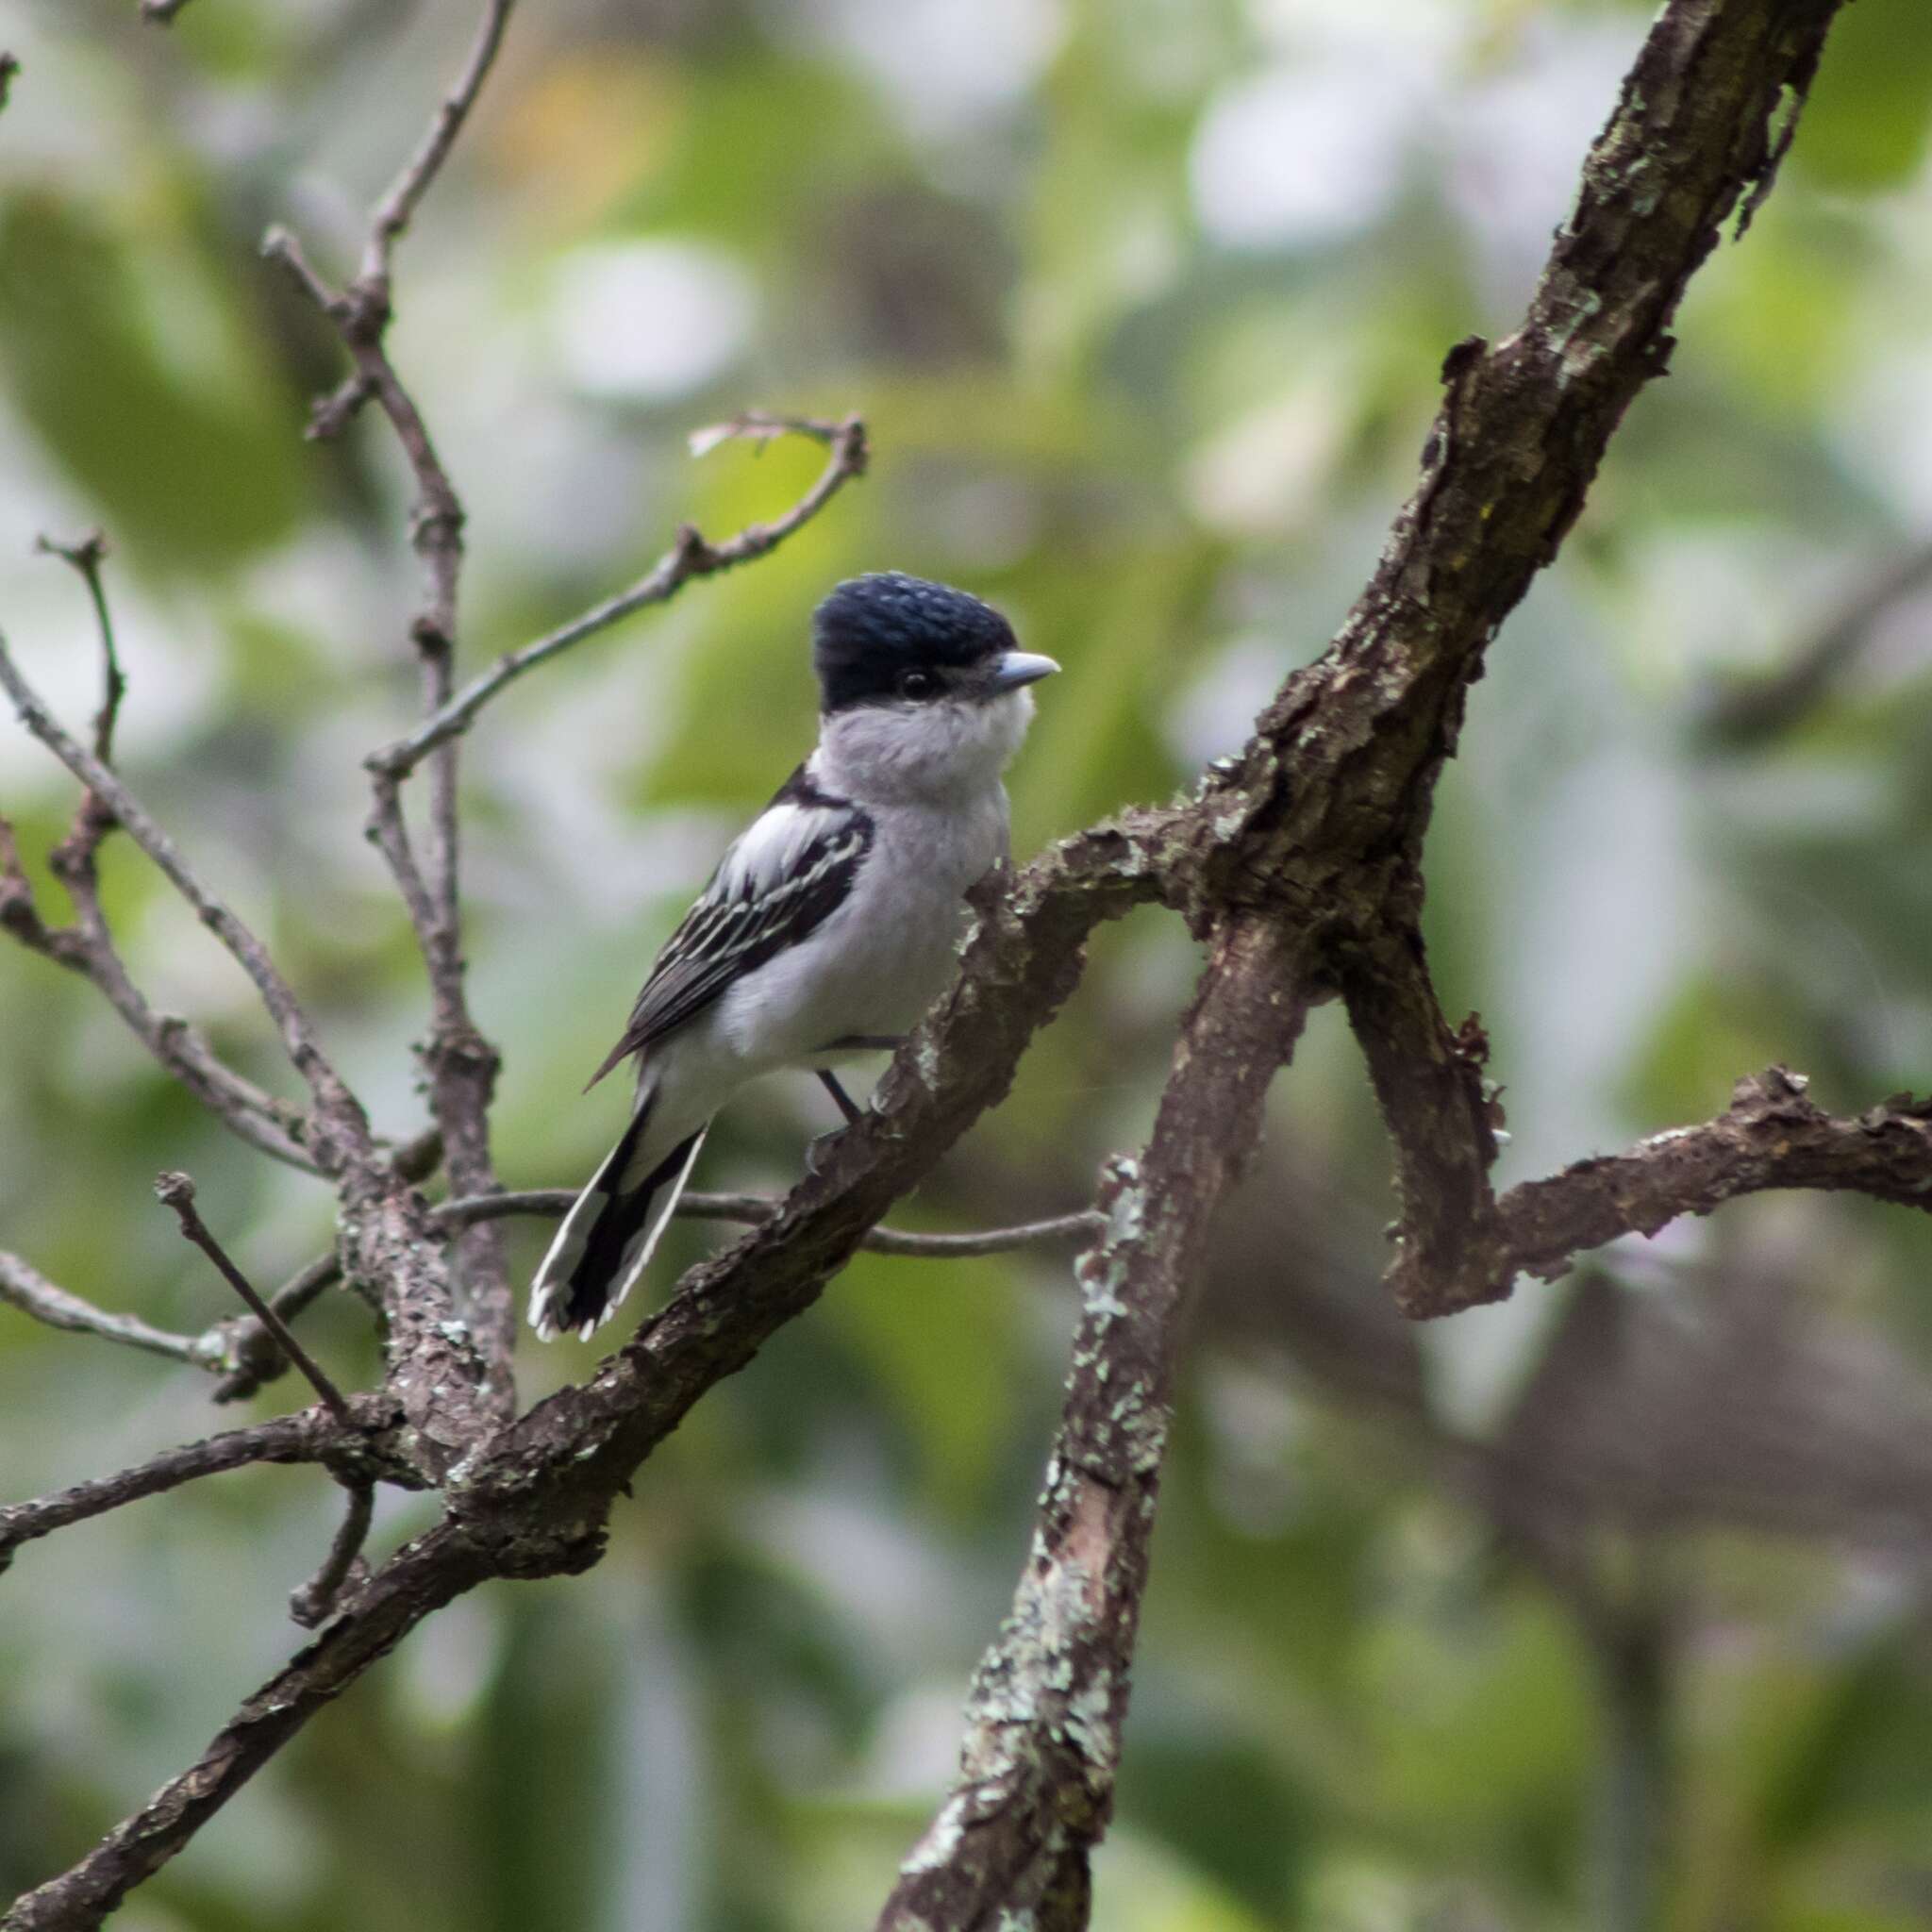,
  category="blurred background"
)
[3,0,1932,1926]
